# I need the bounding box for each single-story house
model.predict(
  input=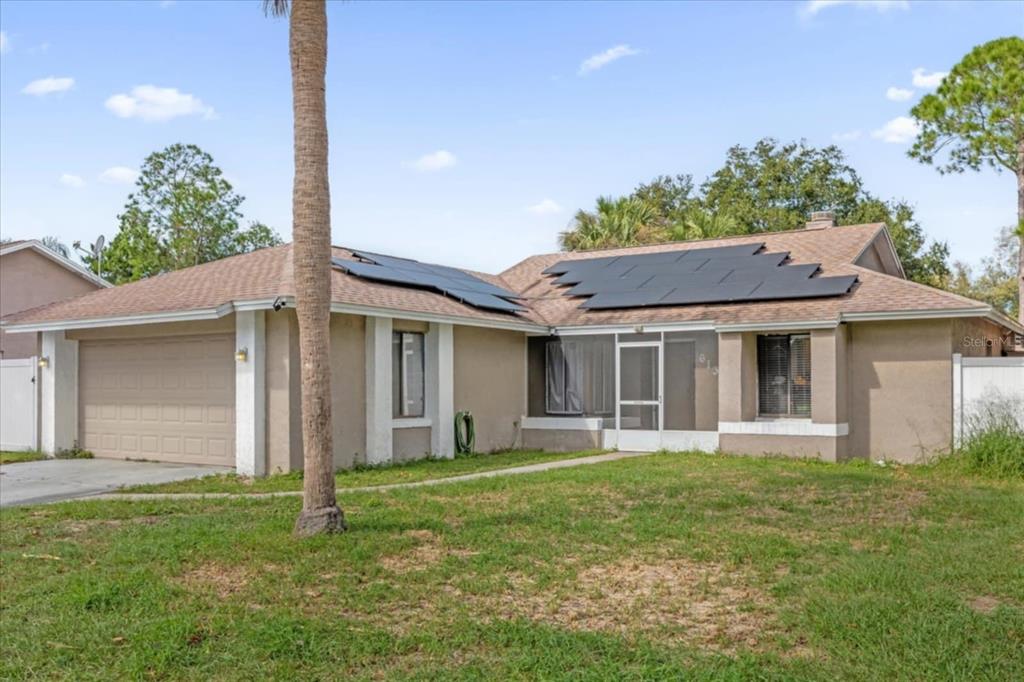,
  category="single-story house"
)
[3,214,1020,473]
